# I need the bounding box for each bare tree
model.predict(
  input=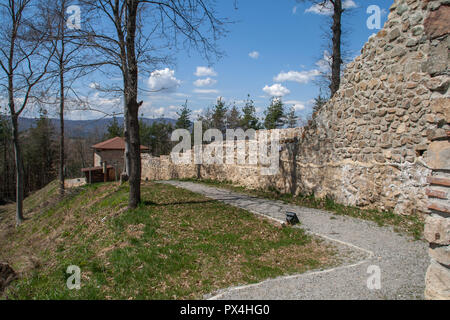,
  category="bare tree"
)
[40,0,95,197]
[0,0,56,226]
[80,0,229,209]
[298,0,344,97]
